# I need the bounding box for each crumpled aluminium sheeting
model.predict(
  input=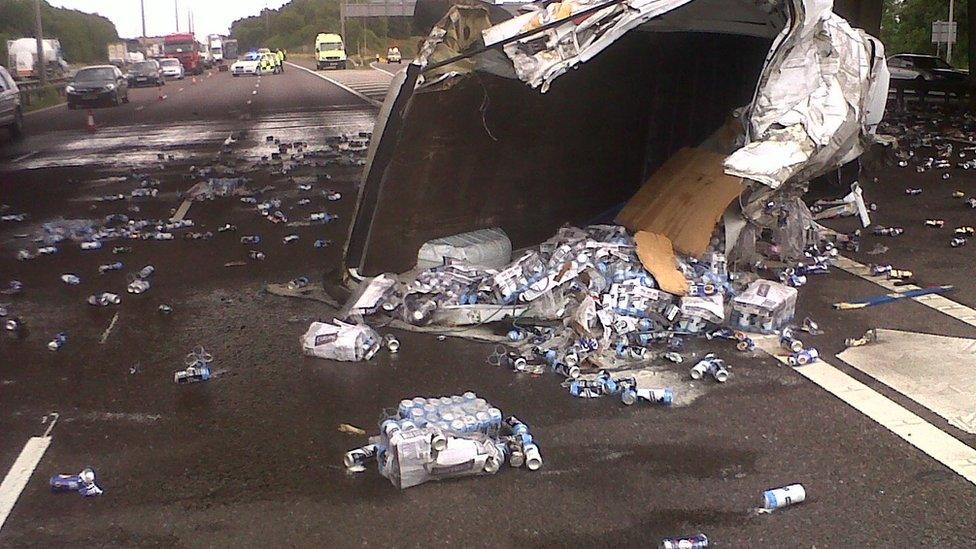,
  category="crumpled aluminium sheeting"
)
[724,0,889,189]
